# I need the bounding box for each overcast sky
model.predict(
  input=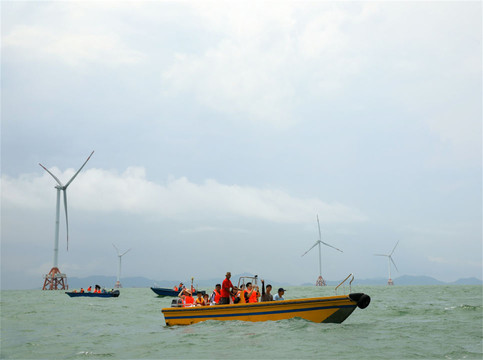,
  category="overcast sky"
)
[2,1,481,290]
